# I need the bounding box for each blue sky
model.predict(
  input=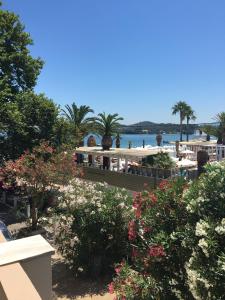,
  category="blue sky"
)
[3,0,225,124]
